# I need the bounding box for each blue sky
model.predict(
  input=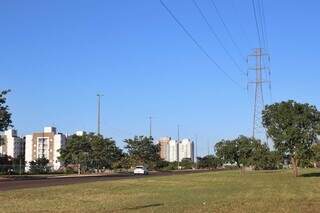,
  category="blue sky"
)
[1,0,320,156]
